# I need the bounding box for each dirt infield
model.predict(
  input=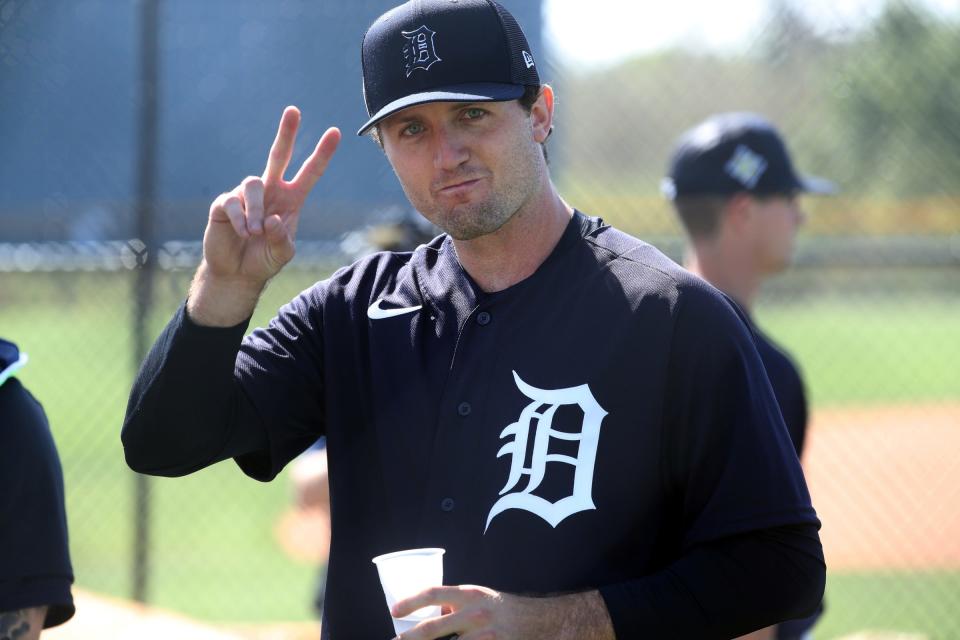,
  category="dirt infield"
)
[804,403,960,571]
